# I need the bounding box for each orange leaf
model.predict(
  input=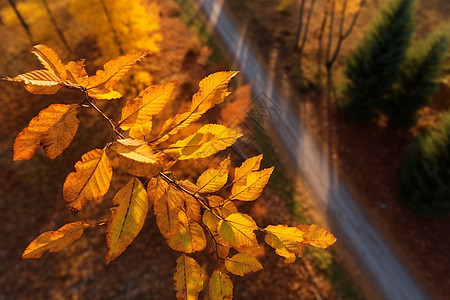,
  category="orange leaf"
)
[22,221,89,259]
[106,178,148,264]
[86,50,150,99]
[13,104,79,161]
[111,138,174,178]
[63,149,112,212]
[31,44,67,81]
[65,59,88,85]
